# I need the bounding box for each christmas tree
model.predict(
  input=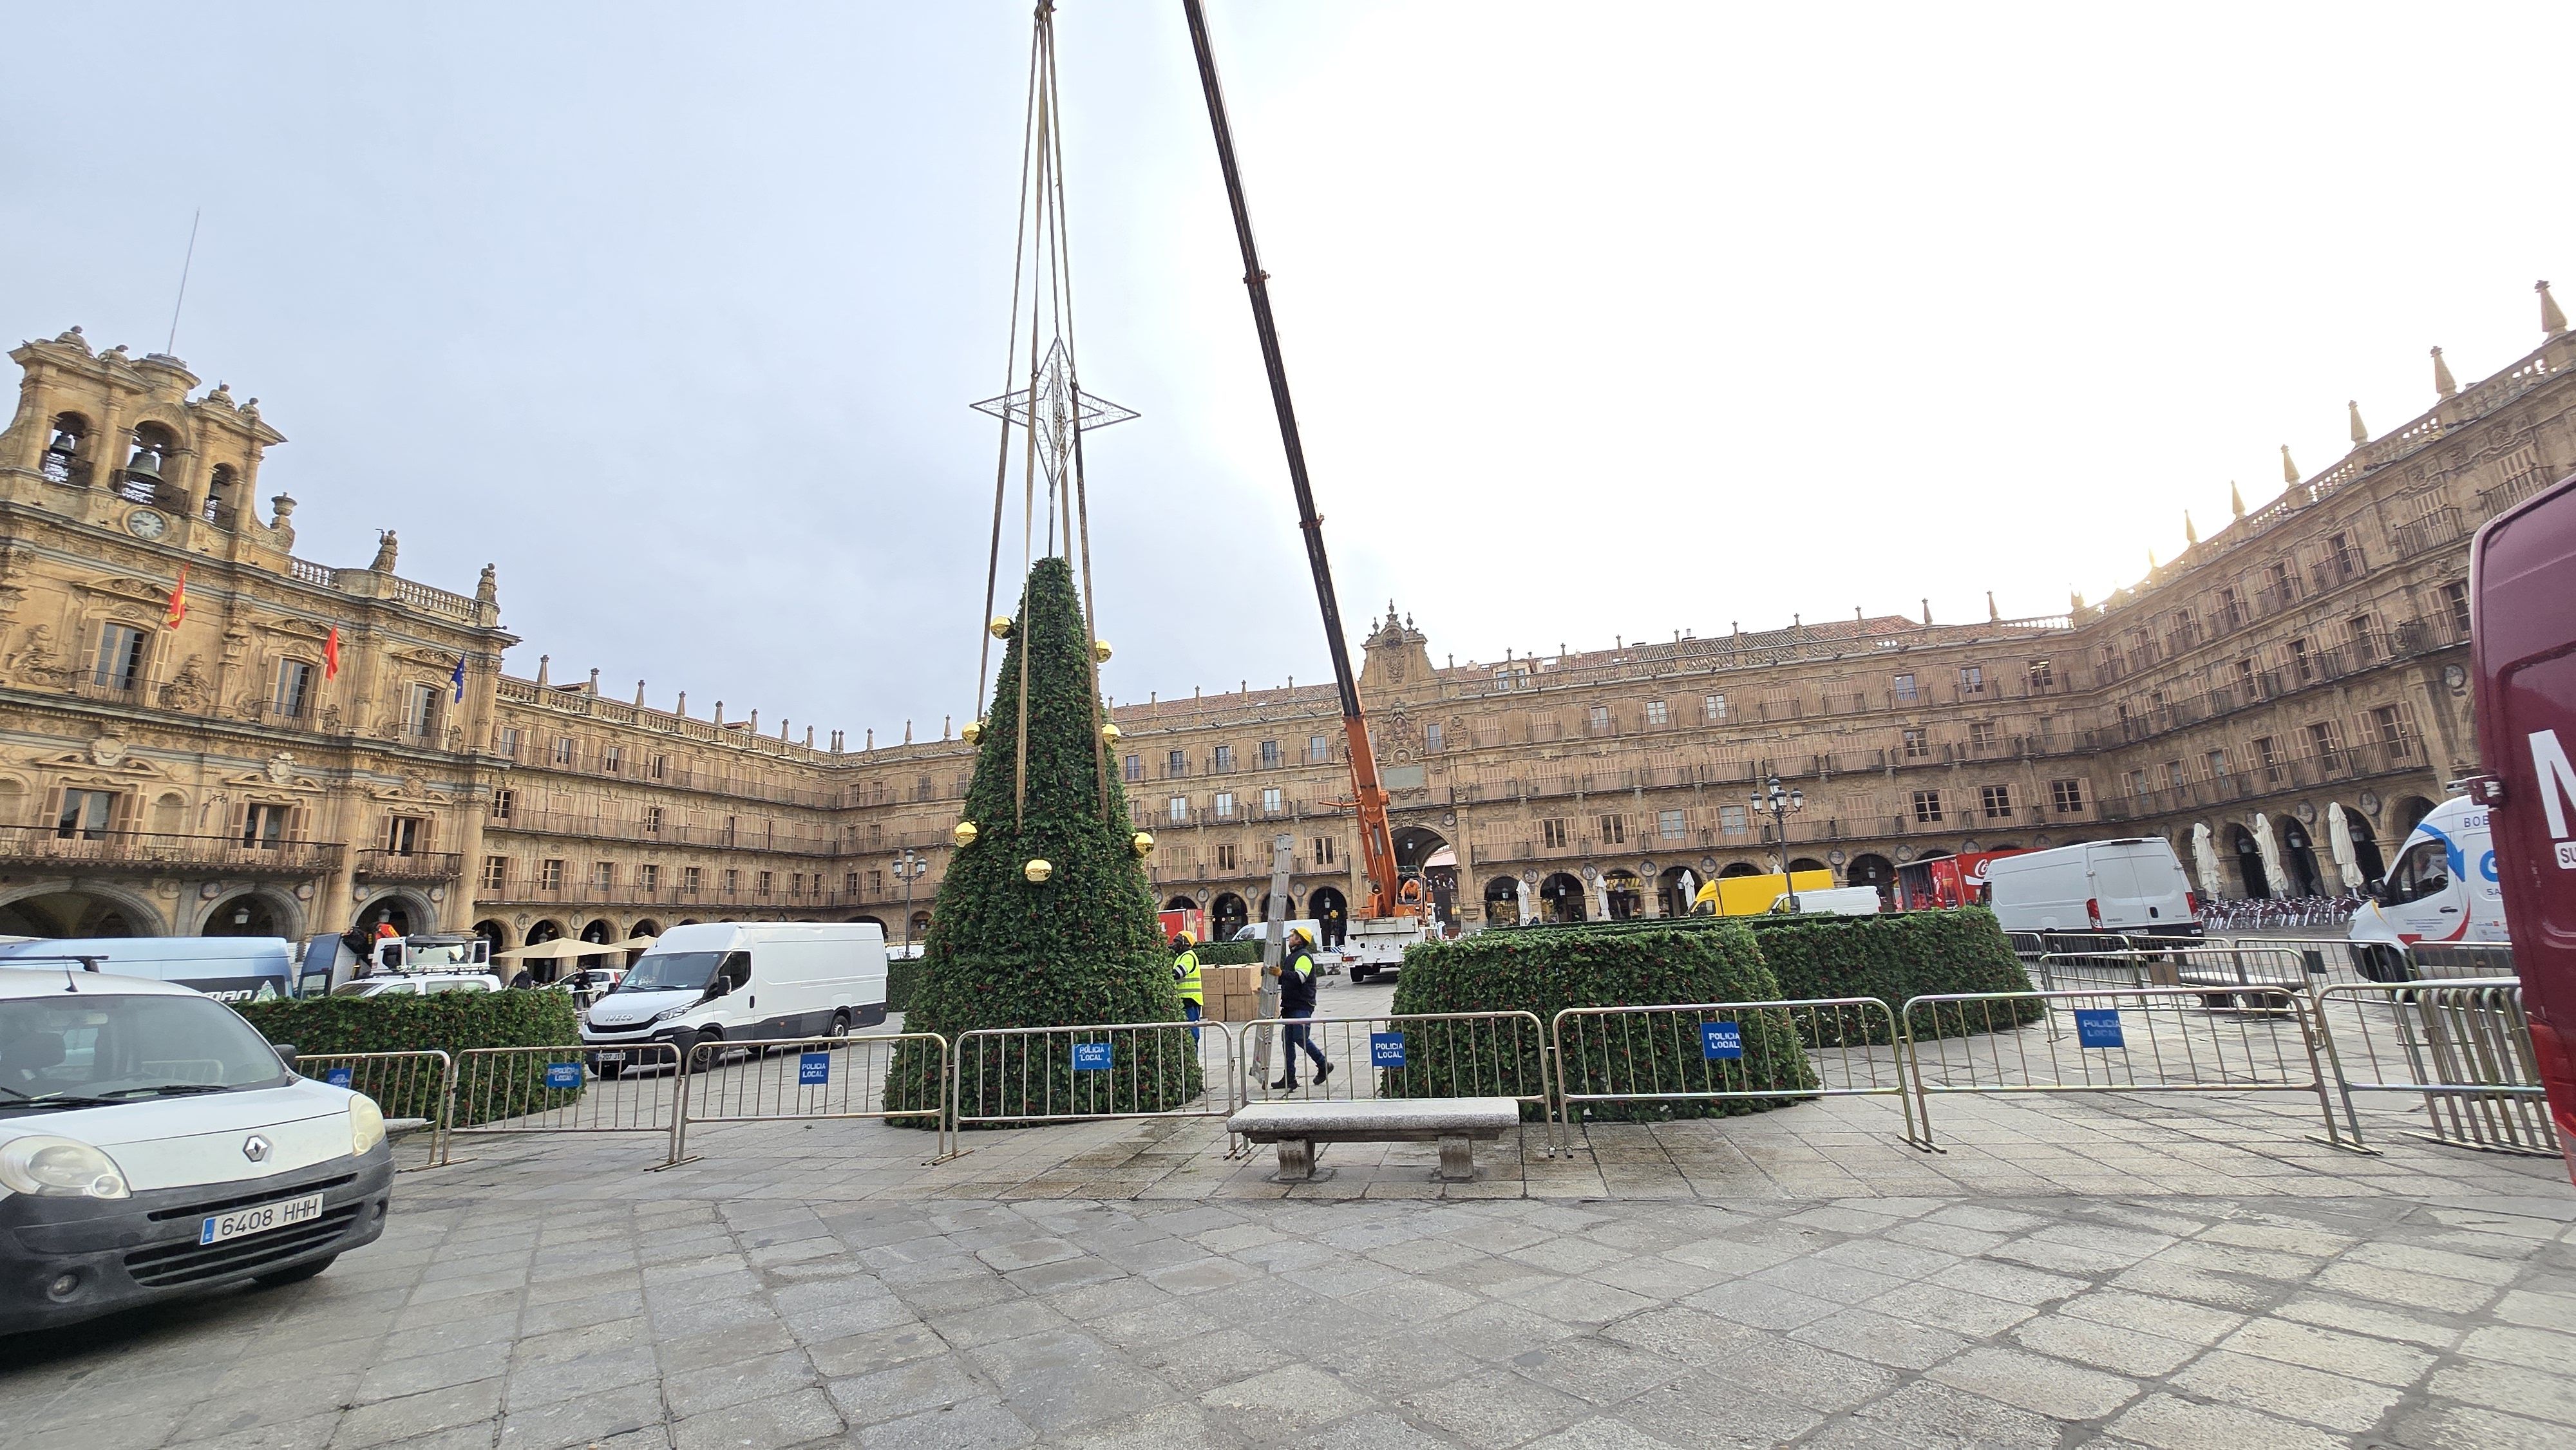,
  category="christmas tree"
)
[887,556,1201,1123]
